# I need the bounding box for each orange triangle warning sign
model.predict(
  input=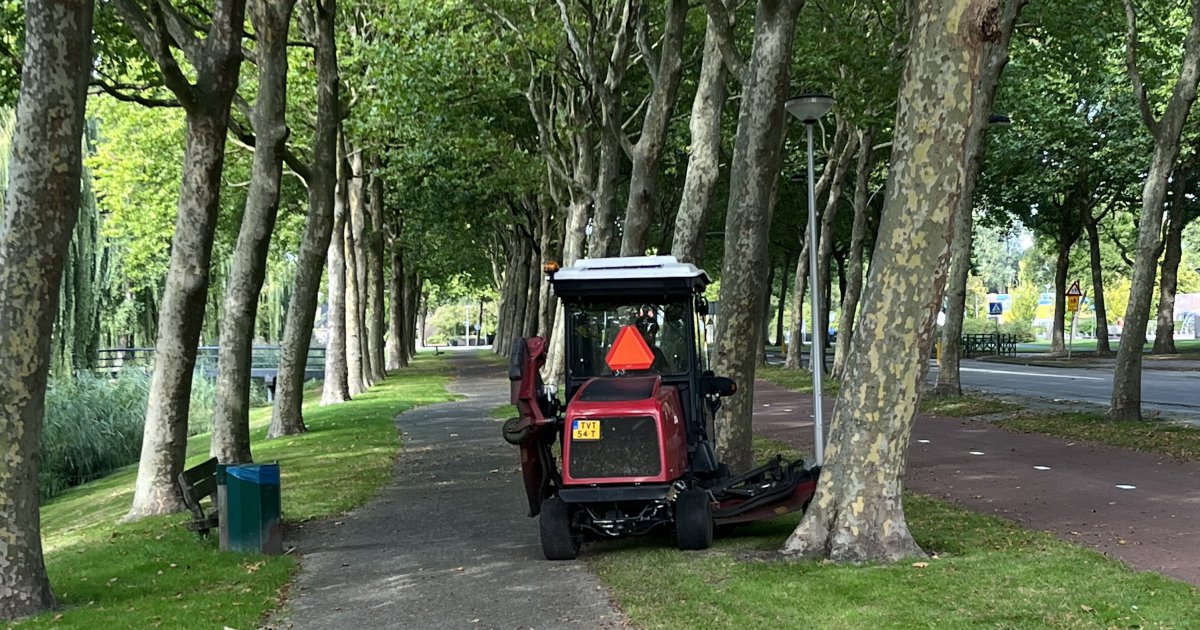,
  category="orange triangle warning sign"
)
[606,325,656,372]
